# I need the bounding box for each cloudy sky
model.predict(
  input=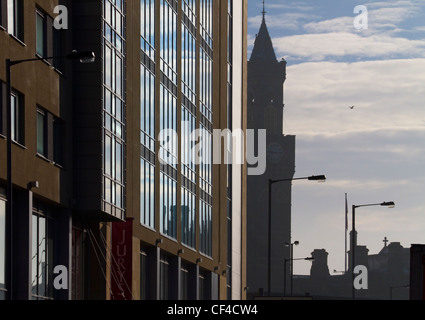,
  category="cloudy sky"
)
[248,0,425,275]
